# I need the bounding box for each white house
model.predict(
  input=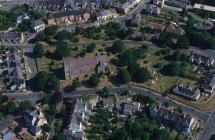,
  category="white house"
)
[16,13,30,24]
[96,9,118,21]
[31,19,46,32]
